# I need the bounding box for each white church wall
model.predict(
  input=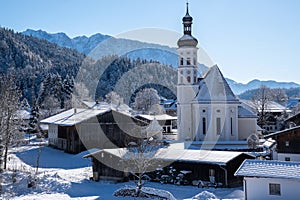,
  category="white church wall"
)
[238,118,257,140]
